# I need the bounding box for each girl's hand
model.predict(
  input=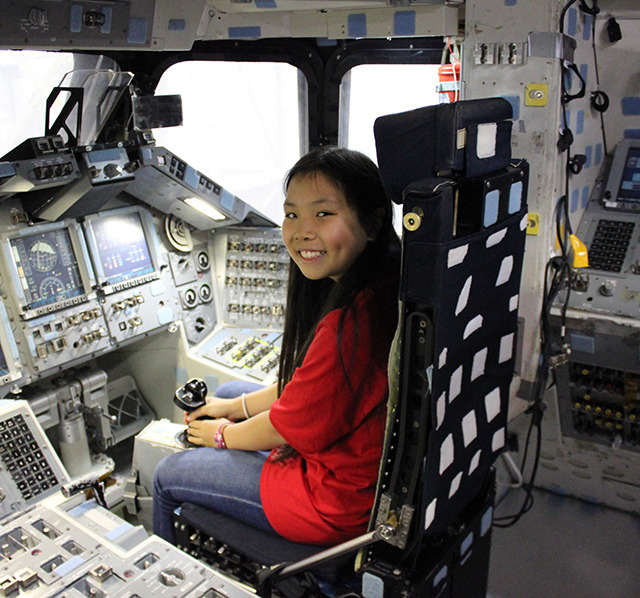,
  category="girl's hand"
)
[185,398,237,423]
[186,418,230,447]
